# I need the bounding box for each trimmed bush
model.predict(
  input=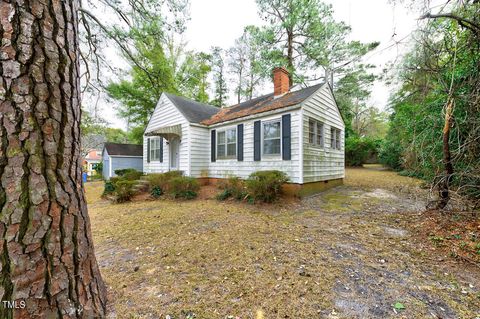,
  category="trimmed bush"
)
[217,176,247,201]
[146,171,183,193]
[122,170,143,181]
[114,180,136,203]
[102,181,115,196]
[114,168,138,176]
[169,176,199,199]
[150,185,163,198]
[246,170,289,203]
